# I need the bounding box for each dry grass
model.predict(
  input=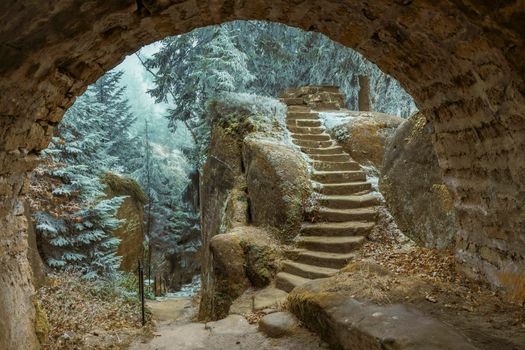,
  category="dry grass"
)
[38,273,152,350]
